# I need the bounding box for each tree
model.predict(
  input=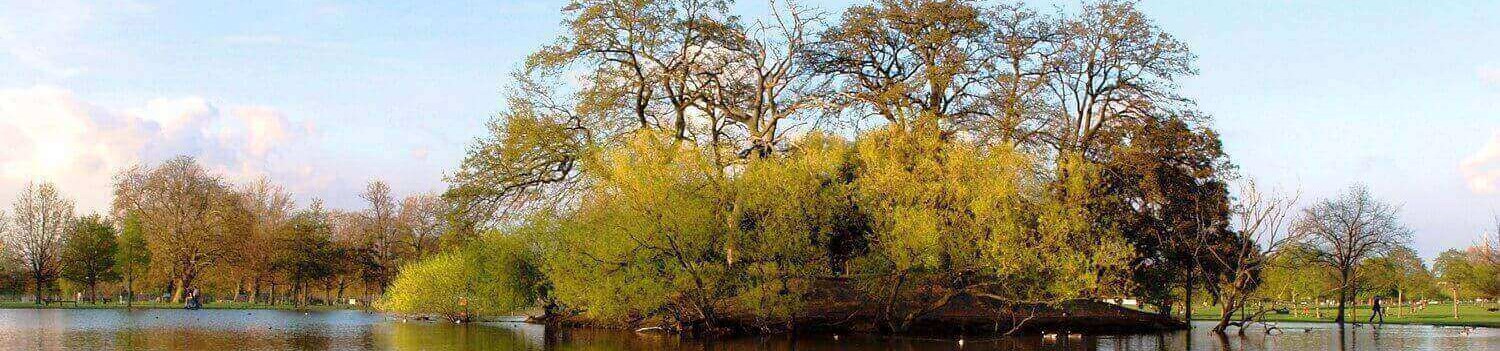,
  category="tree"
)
[1259,244,1335,317]
[274,202,343,307]
[60,215,120,303]
[1204,181,1301,333]
[1043,0,1196,157]
[809,0,990,126]
[113,156,248,303]
[1297,184,1412,324]
[540,132,736,334]
[114,211,151,307]
[1101,115,1235,319]
[849,122,1131,332]
[399,193,447,259]
[4,181,75,304]
[1435,249,1479,306]
[1469,216,1500,303]
[1362,246,1437,314]
[236,177,296,304]
[357,180,407,298]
